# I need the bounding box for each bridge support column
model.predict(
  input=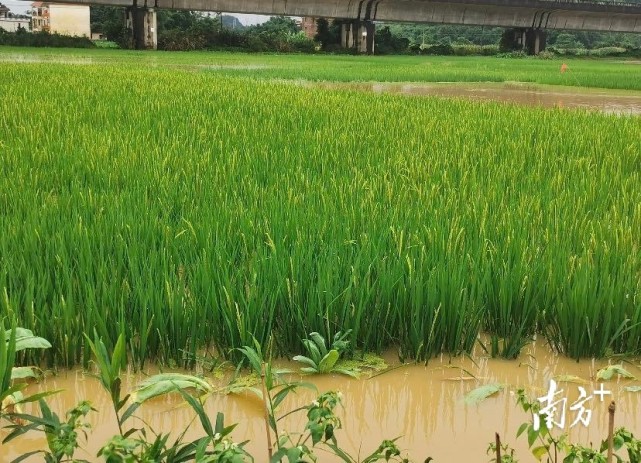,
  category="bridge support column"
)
[361,20,375,55]
[126,7,157,50]
[341,20,375,54]
[341,22,354,48]
[504,28,546,55]
[525,28,546,55]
